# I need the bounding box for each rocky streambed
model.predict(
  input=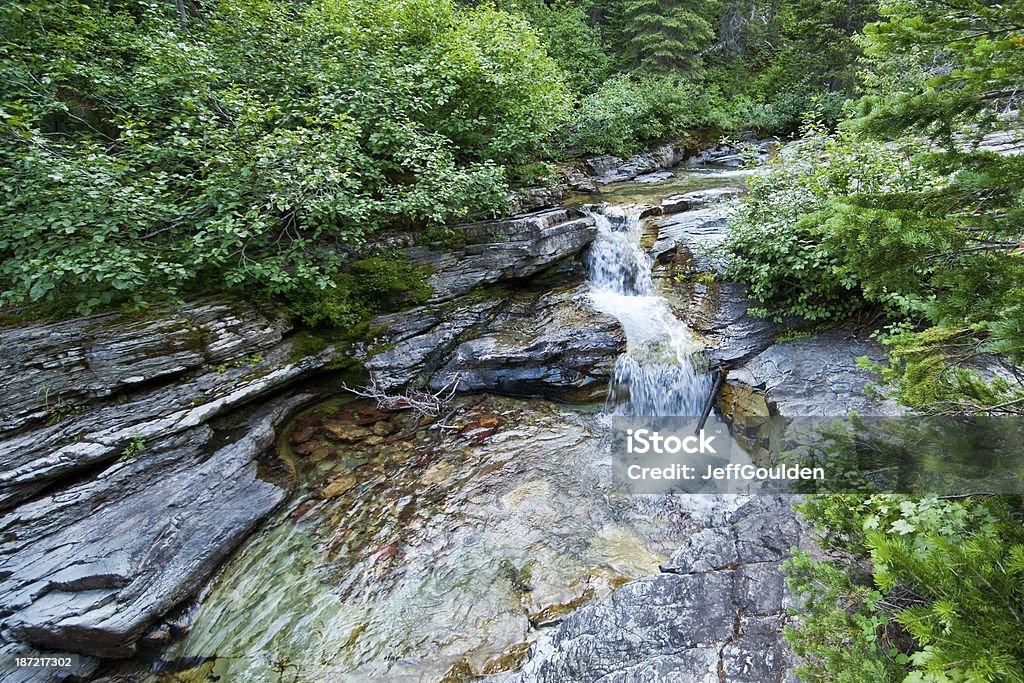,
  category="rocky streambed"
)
[0,142,894,682]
